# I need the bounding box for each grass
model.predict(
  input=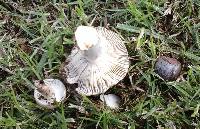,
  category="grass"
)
[0,0,200,128]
